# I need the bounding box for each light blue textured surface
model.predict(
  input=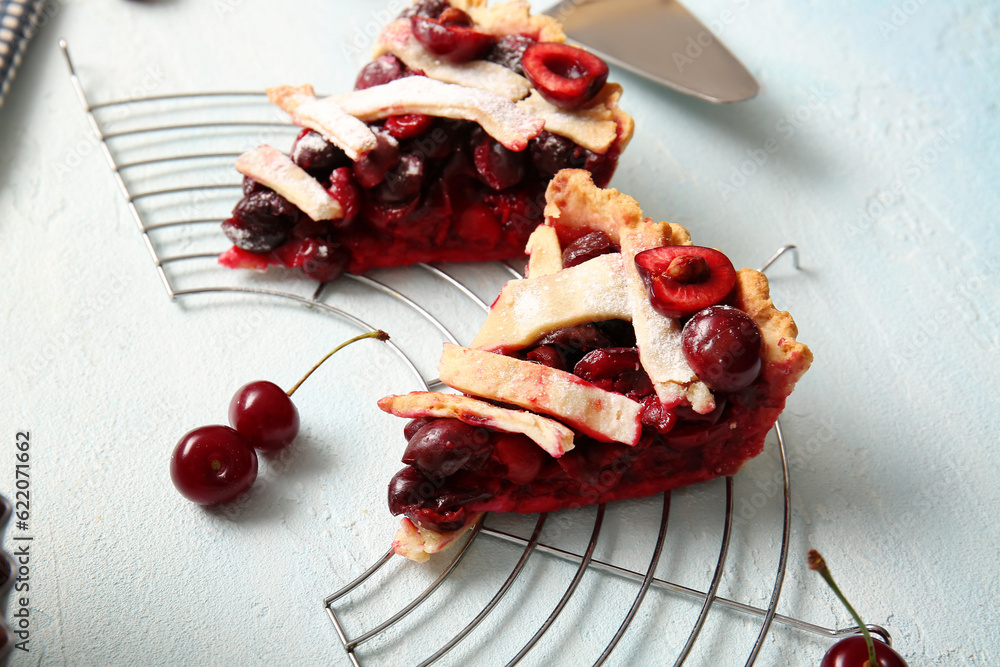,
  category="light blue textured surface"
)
[0,0,998,664]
